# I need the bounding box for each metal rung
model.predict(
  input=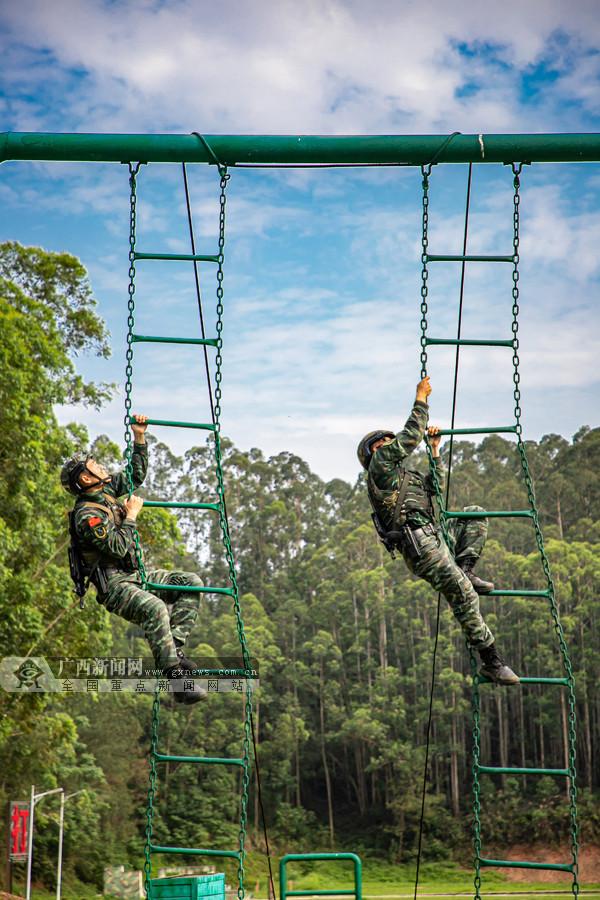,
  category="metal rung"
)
[287,893,357,897]
[154,751,244,766]
[145,582,234,596]
[478,765,570,776]
[439,426,517,436]
[443,510,534,518]
[131,416,216,431]
[149,844,240,859]
[478,674,570,686]
[425,338,513,347]
[488,589,550,597]
[131,334,218,347]
[426,254,515,263]
[133,252,219,262]
[479,858,573,873]
[143,500,220,511]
